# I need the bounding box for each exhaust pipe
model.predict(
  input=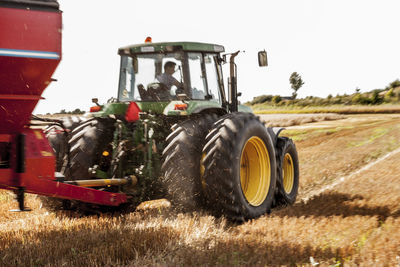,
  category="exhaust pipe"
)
[228,50,240,113]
